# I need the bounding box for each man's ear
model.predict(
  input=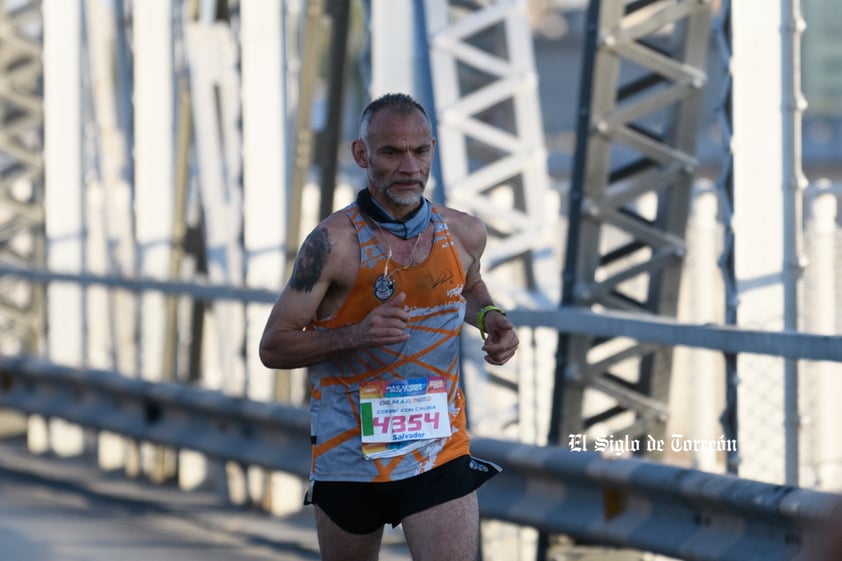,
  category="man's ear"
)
[351,139,368,168]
